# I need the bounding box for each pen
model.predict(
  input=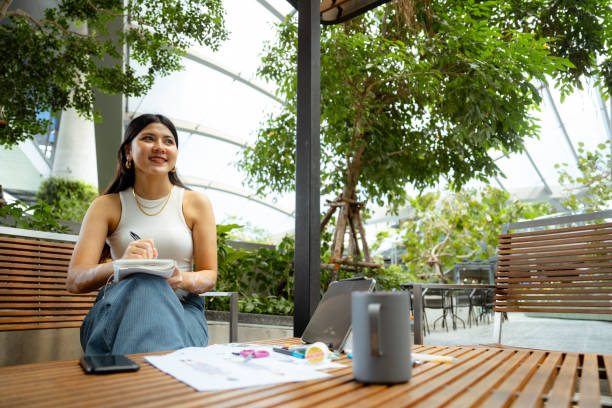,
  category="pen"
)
[411,353,456,364]
[129,231,141,241]
[273,347,305,358]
